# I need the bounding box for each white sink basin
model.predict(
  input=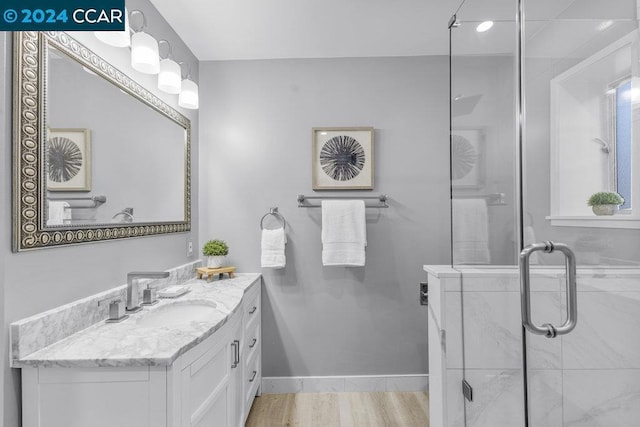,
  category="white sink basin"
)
[137,301,218,328]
